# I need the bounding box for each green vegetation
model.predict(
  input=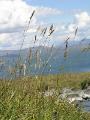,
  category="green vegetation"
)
[81,78,90,90]
[0,72,90,120]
